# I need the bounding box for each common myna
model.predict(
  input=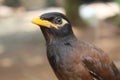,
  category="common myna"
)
[32,12,120,80]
